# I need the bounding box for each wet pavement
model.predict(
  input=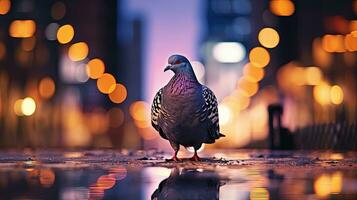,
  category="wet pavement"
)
[0,149,357,200]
